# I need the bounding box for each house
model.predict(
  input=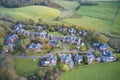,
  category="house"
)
[78,30,87,36]
[36,25,43,31]
[40,55,57,66]
[13,23,25,30]
[60,54,74,68]
[74,53,83,64]
[28,43,42,52]
[33,30,47,38]
[93,43,101,47]
[75,38,81,45]
[49,39,58,46]
[75,42,85,50]
[100,44,108,51]
[59,27,68,32]
[4,44,15,52]
[62,36,70,43]
[68,28,76,34]
[86,53,95,64]
[45,34,54,39]
[100,50,116,62]
[62,35,77,44]
[5,34,19,44]
[22,30,30,36]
